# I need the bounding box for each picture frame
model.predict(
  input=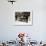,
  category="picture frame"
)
[13,10,33,26]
